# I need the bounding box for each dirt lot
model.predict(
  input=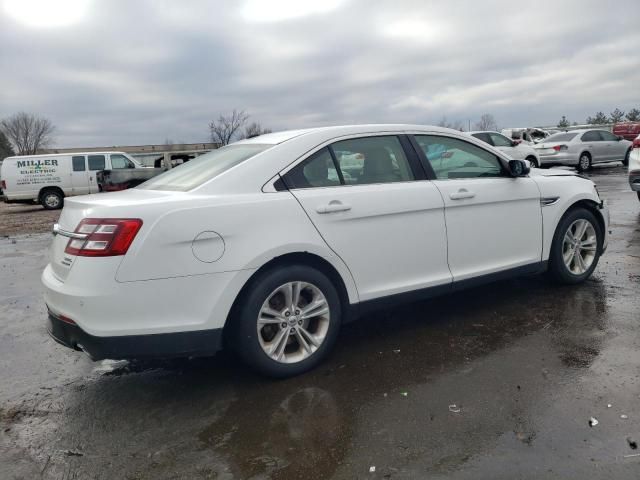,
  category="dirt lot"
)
[0,201,60,237]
